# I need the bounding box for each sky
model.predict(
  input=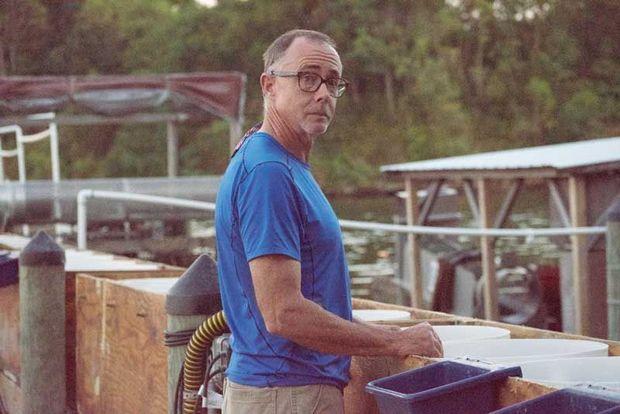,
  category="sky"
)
[195,0,217,7]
